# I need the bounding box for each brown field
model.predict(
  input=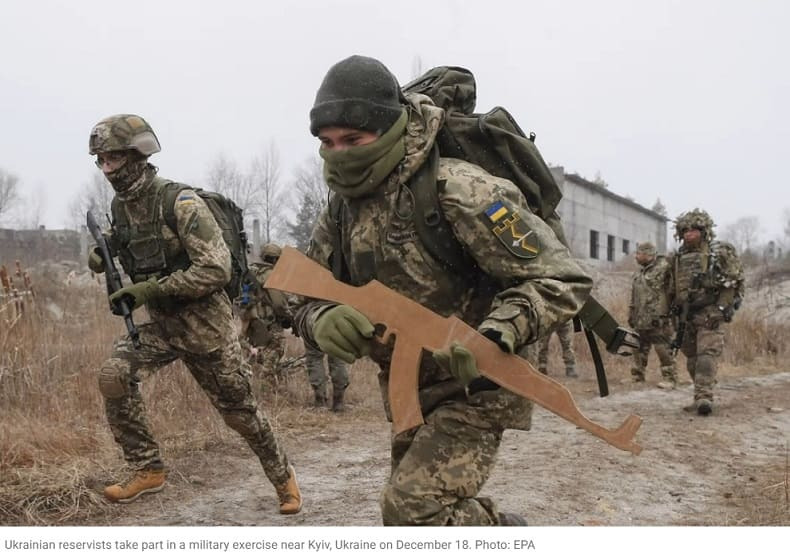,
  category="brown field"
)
[1,261,788,526]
